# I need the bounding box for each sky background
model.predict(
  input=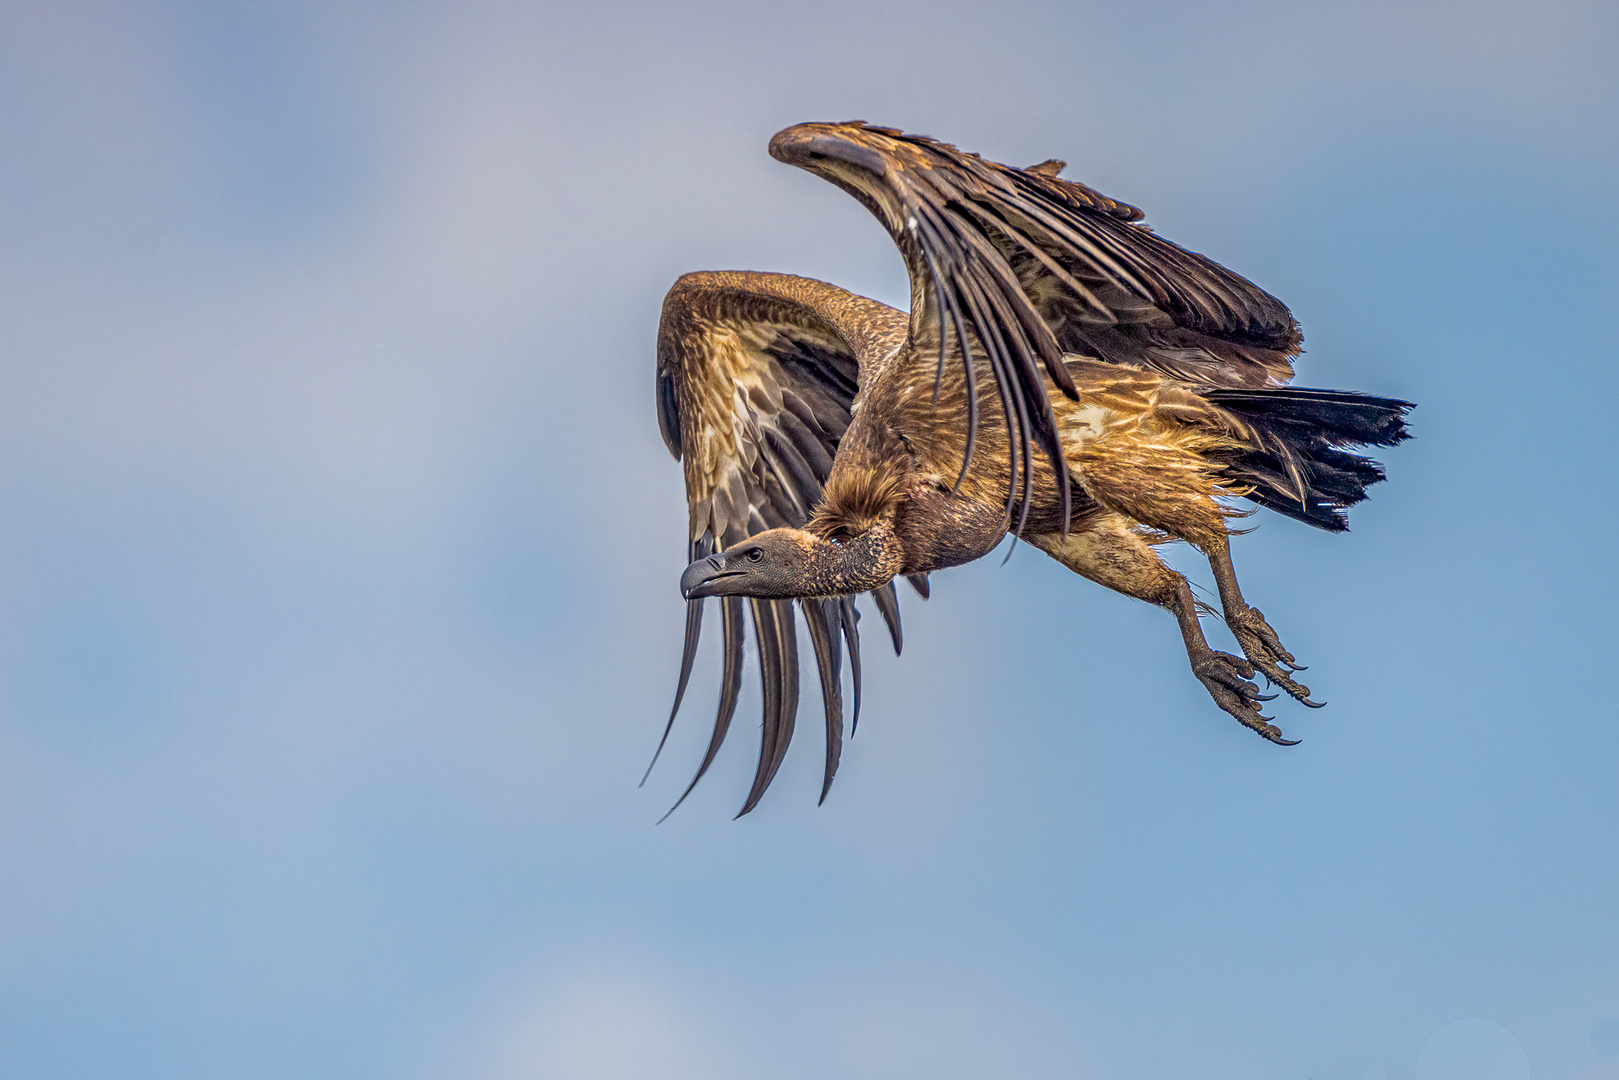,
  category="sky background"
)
[2,1,1617,1078]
